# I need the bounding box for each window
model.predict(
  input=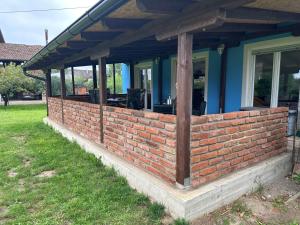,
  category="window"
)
[73,66,93,95]
[50,69,61,96]
[278,50,300,109]
[253,53,274,107]
[106,64,123,94]
[243,36,300,109]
